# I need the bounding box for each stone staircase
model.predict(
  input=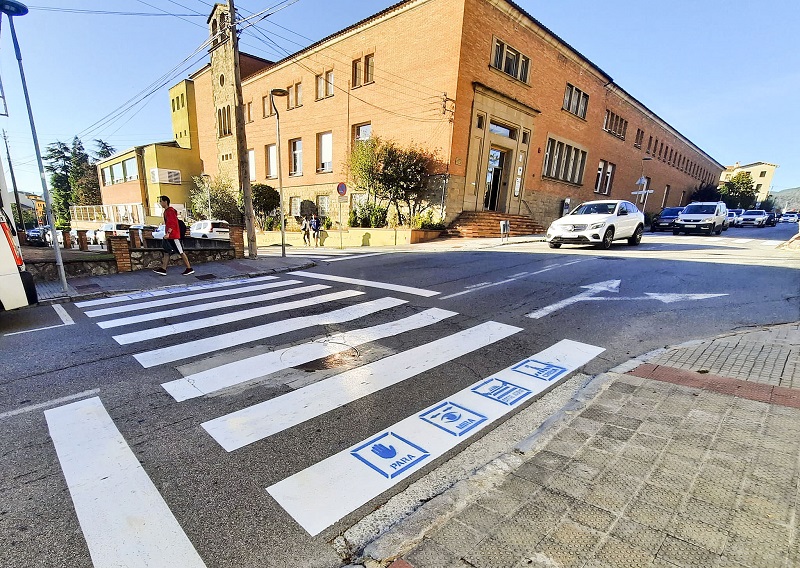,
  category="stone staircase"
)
[446,211,545,238]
